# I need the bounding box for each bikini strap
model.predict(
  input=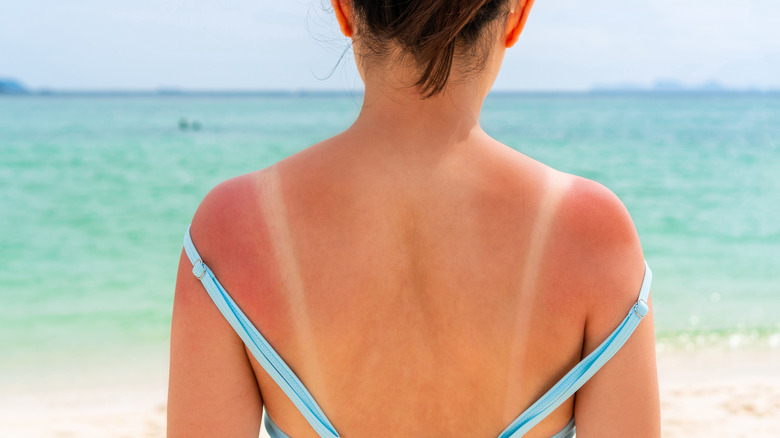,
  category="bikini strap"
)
[183,225,340,438]
[498,261,652,438]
